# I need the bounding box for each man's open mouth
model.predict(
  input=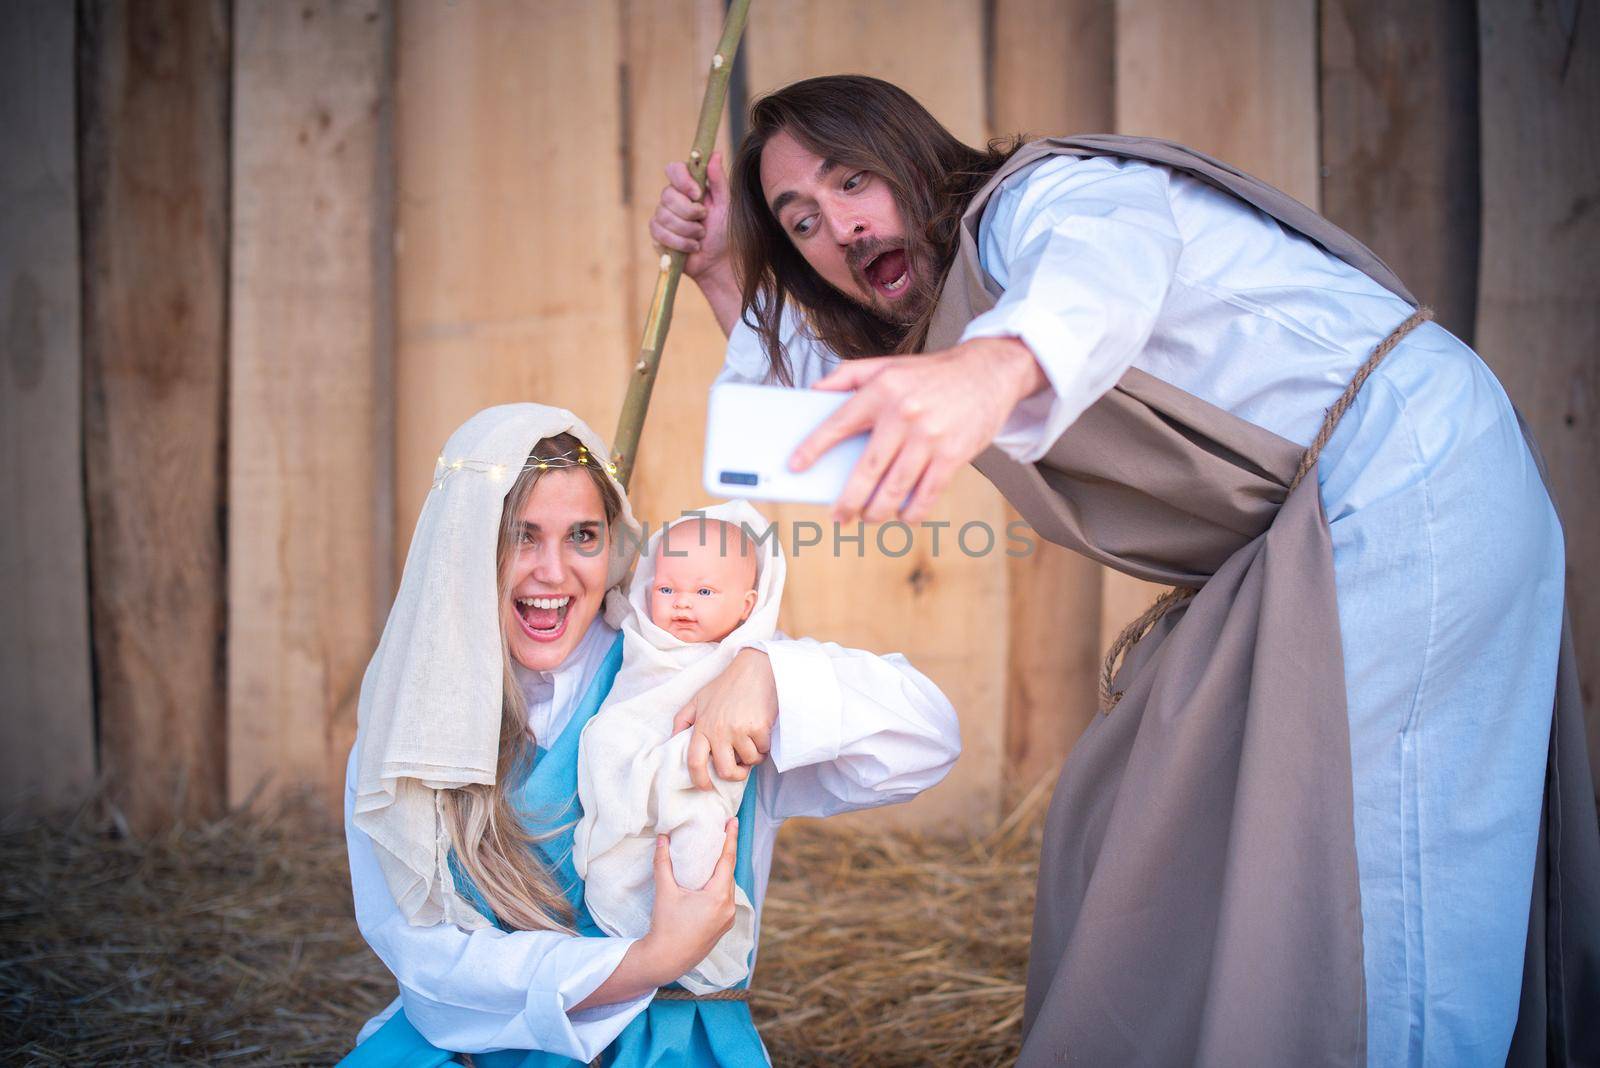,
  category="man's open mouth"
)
[864,248,910,296]
[514,594,572,642]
